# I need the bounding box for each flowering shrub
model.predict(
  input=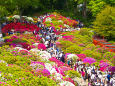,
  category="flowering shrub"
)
[66,70,81,79]
[62,35,74,41]
[64,77,75,85]
[43,13,78,30]
[49,57,68,67]
[38,43,46,50]
[39,51,51,61]
[66,45,83,54]
[4,34,41,50]
[2,22,41,33]
[36,68,50,77]
[30,61,45,70]
[67,54,79,62]
[81,50,102,60]
[77,54,86,60]
[83,57,96,64]
[103,52,115,65]
[59,81,75,86]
